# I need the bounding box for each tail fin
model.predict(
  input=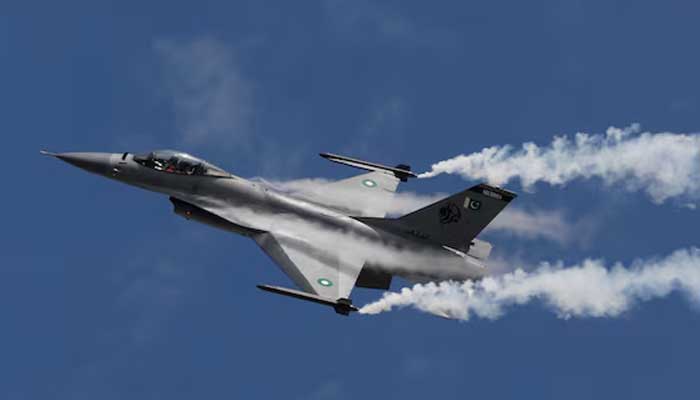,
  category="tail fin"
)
[358,184,516,252]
